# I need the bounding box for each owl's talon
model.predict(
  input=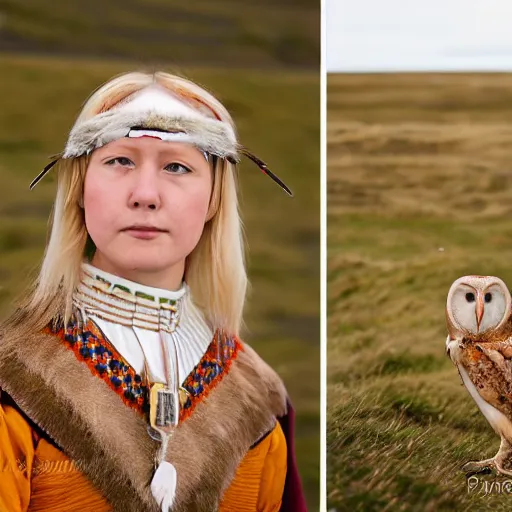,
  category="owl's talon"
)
[462,459,496,477]
[495,462,512,477]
